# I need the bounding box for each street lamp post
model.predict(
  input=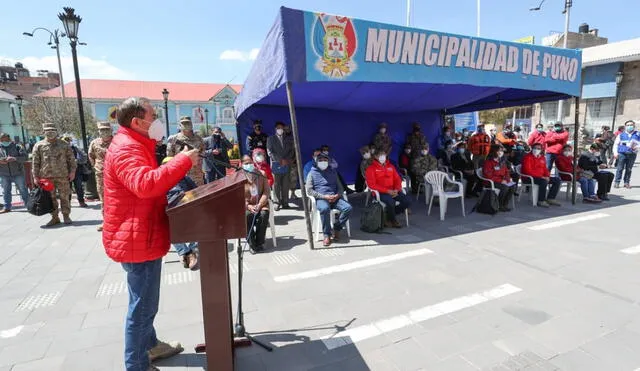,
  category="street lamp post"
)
[612,71,624,129]
[204,108,209,135]
[23,28,66,98]
[162,89,170,138]
[15,95,26,145]
[58,7,88,151]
